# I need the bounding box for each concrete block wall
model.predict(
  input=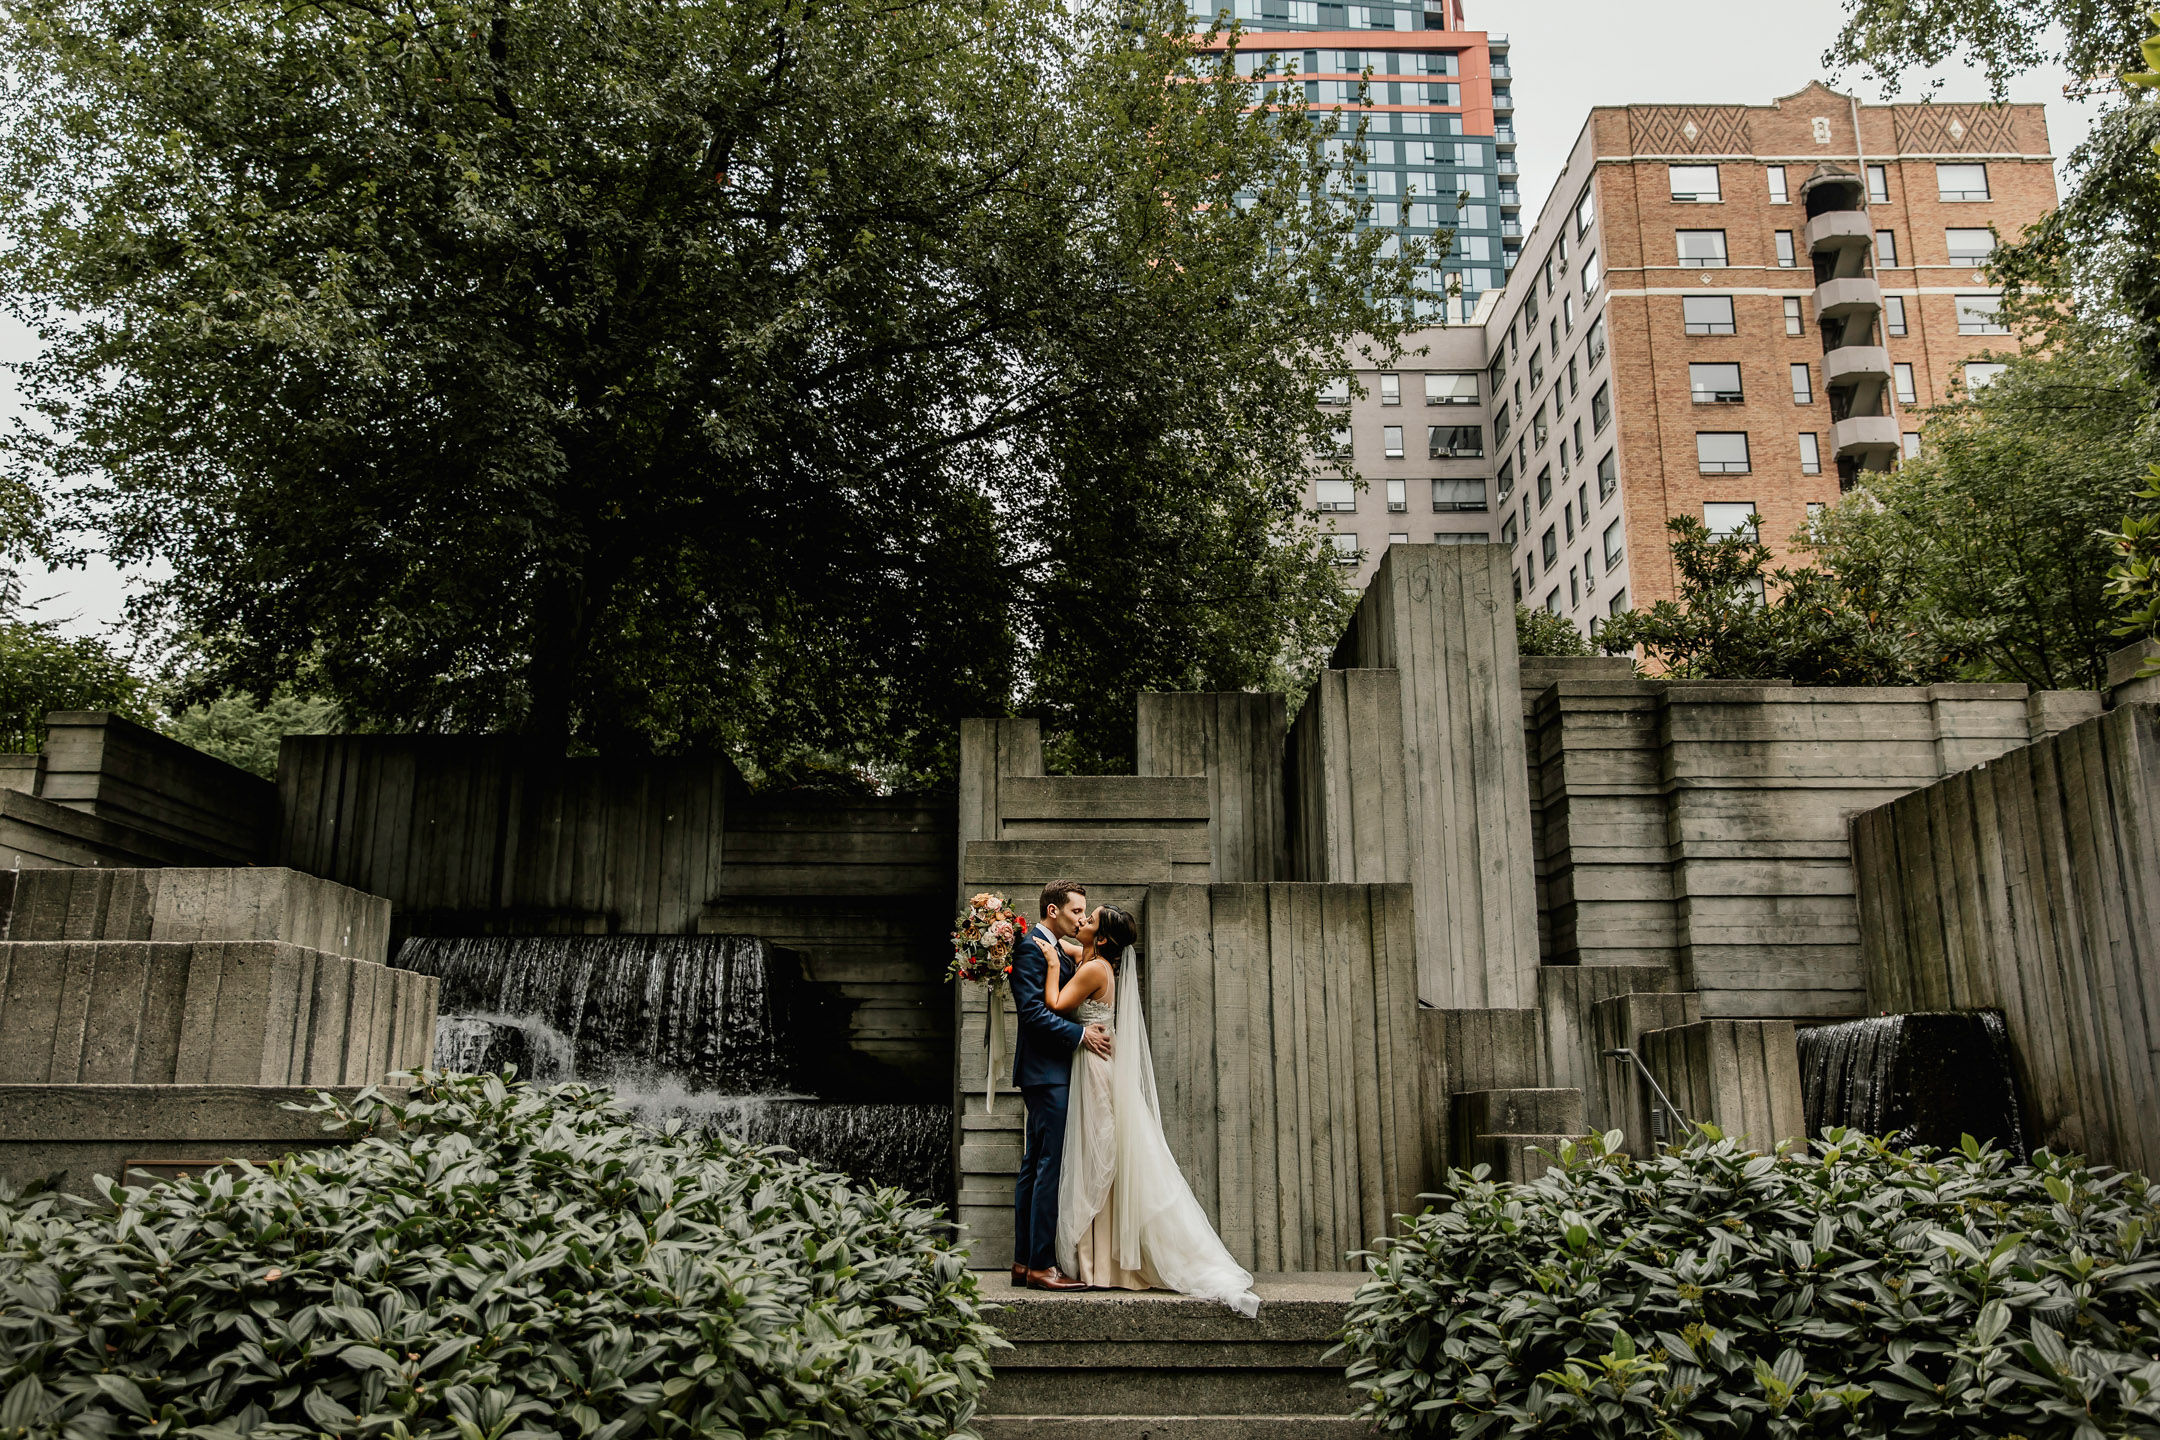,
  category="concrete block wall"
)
[1136,692,1289,883]
[1639,1019,1805,1154]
